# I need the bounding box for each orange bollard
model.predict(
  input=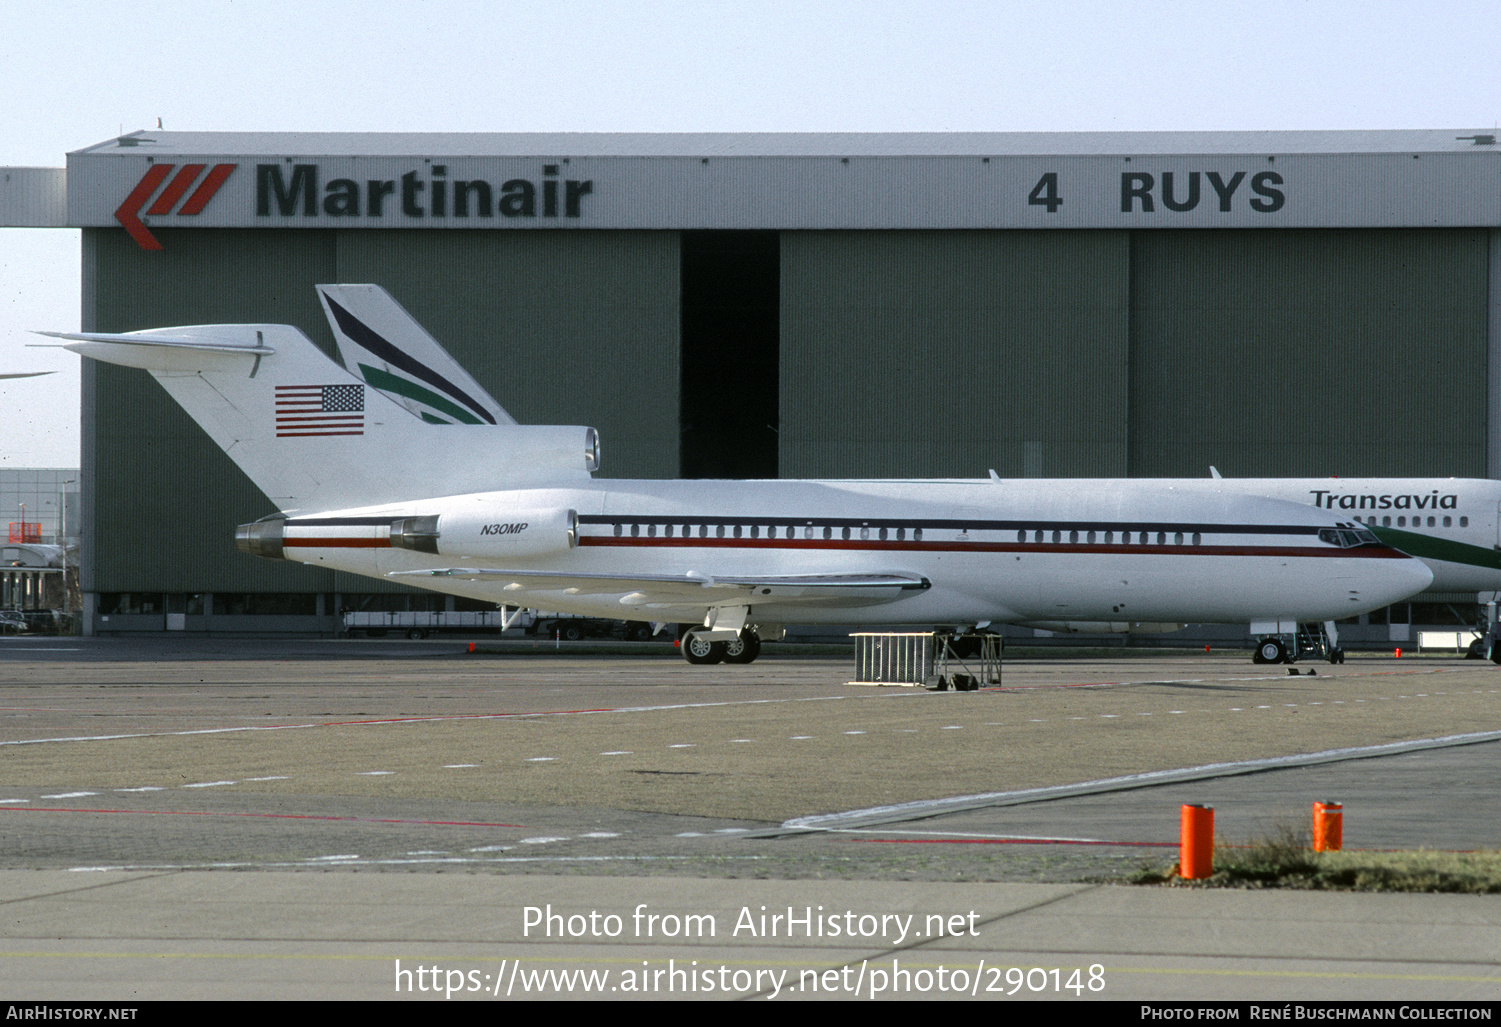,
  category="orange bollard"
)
[1179,805,1214,879]
[1313,801,1343,852]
